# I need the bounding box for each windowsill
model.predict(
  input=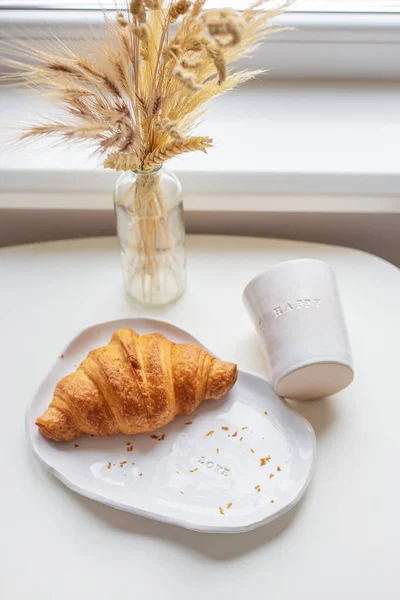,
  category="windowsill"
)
[1,80,399,214]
